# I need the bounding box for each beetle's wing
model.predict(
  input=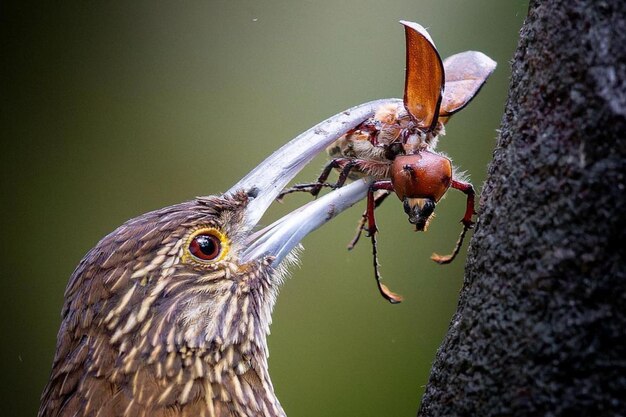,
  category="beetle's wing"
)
[439,51,497,123]
[400,21,444,132]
